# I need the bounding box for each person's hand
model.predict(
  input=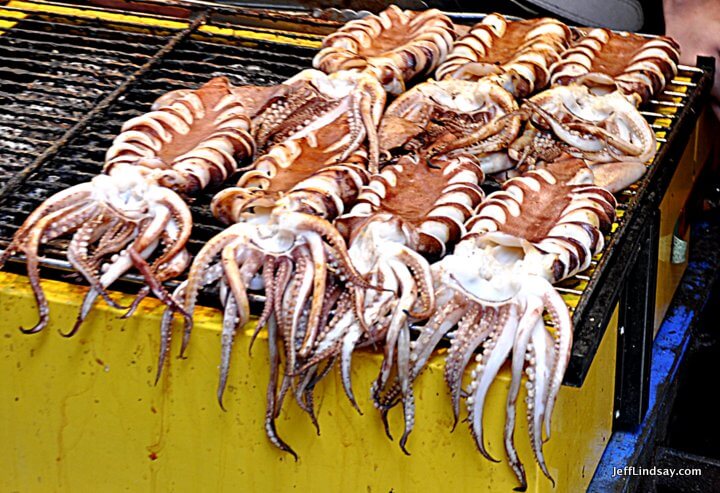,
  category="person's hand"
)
[664,0,720,120]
